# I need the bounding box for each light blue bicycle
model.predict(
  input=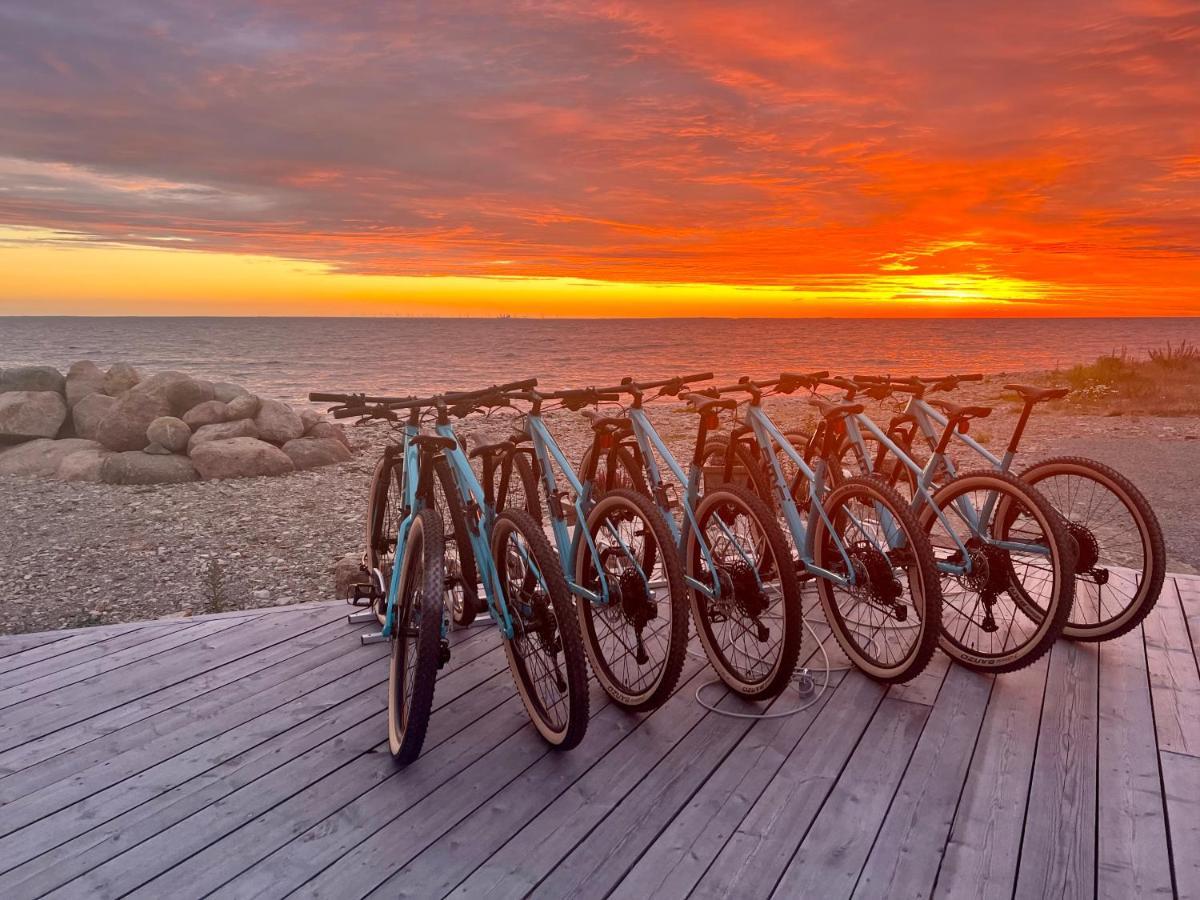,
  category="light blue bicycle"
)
[313,379,589,764]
